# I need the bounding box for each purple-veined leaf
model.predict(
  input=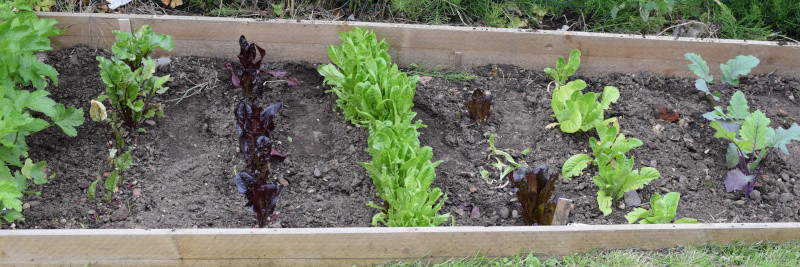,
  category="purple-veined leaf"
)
[725,169,754,192]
